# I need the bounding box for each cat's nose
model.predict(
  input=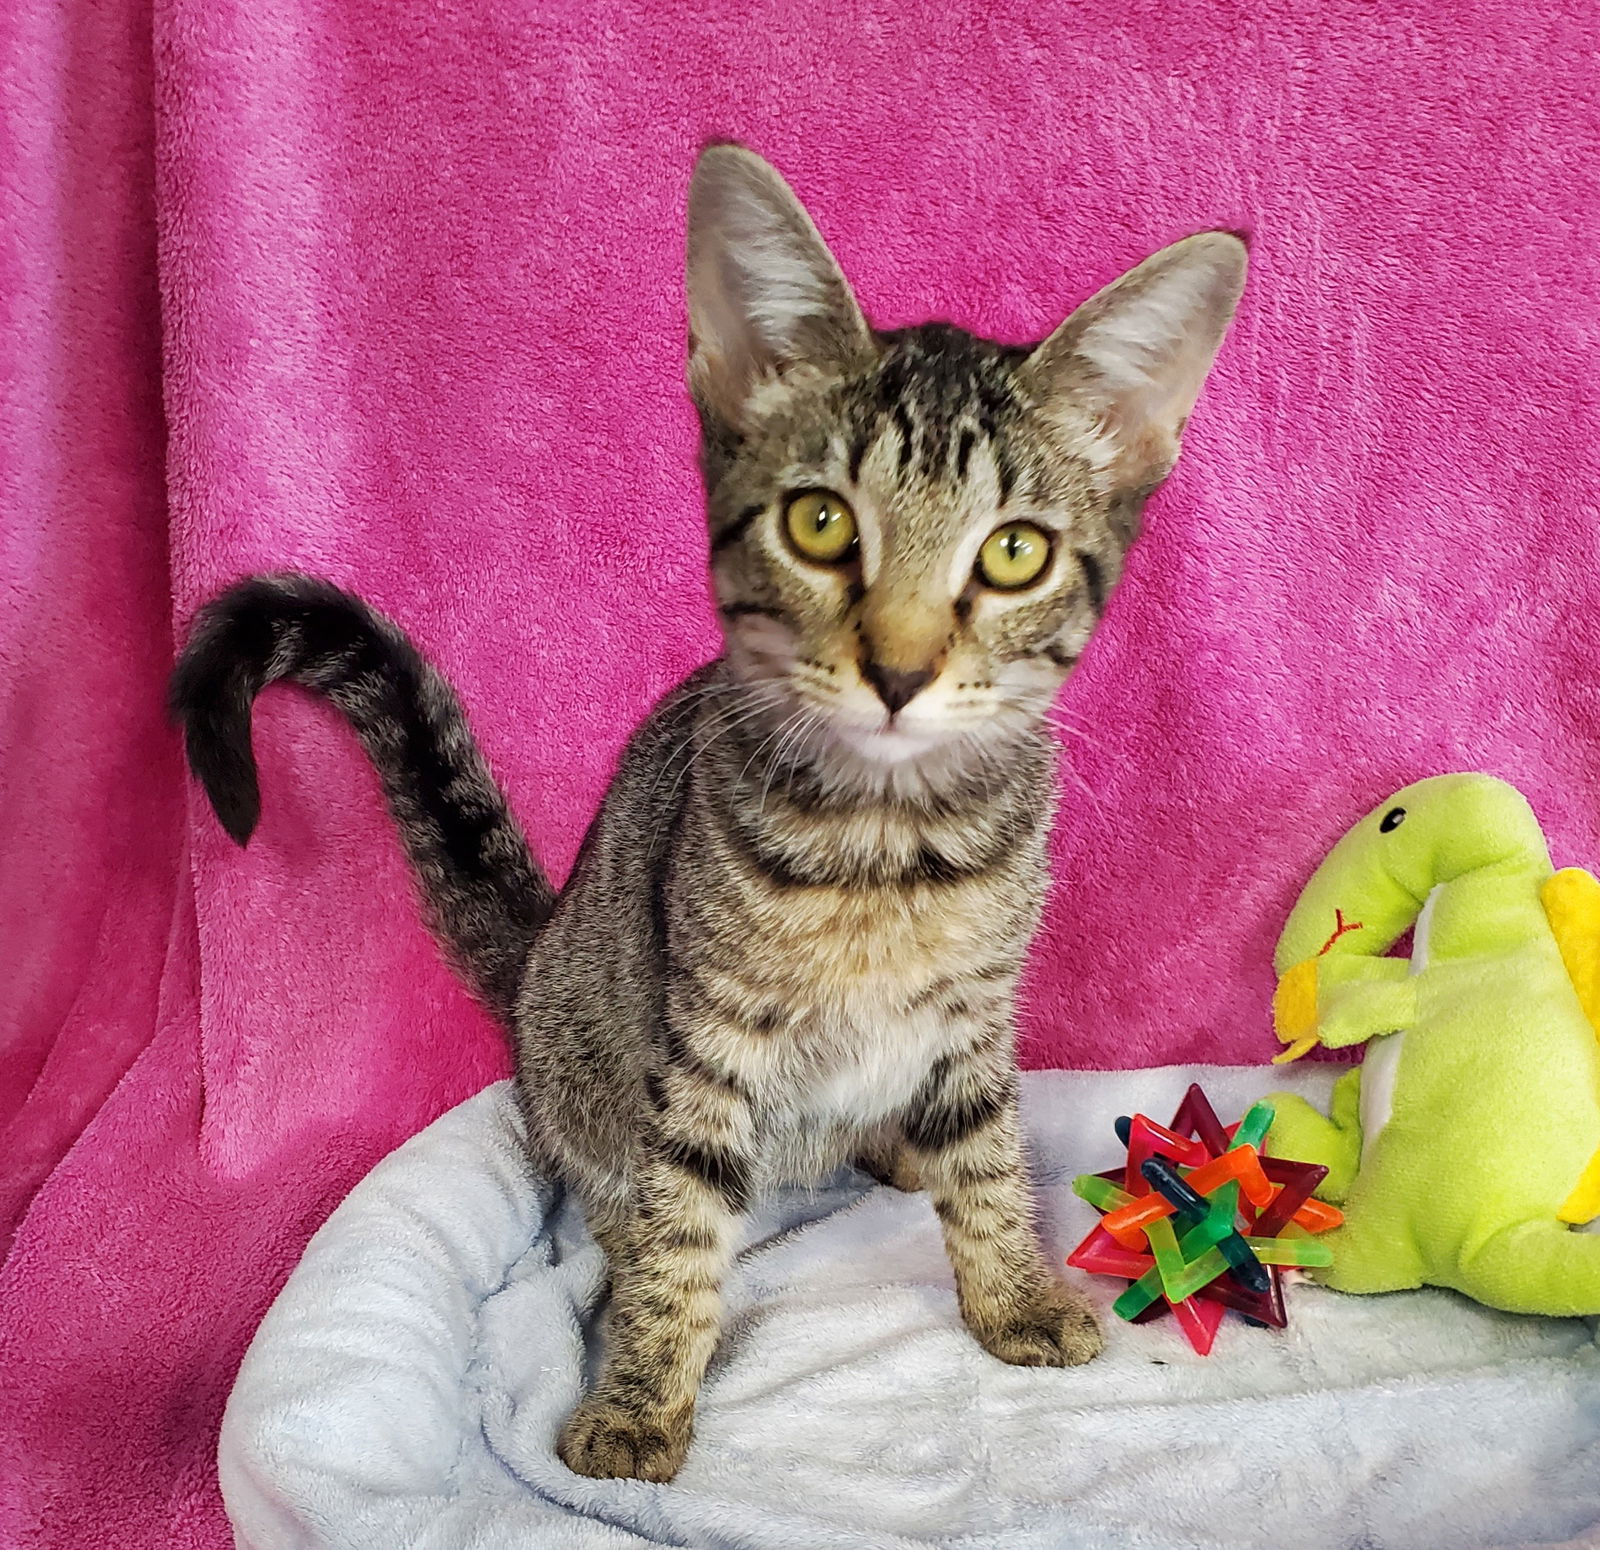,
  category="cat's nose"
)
[862,661,934,714]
